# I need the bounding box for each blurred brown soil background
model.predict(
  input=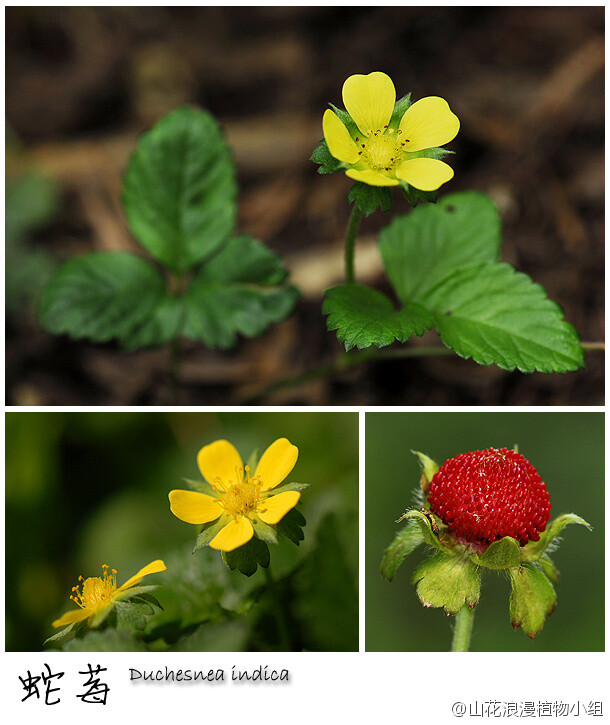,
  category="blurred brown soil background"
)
[5,6,604,405]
